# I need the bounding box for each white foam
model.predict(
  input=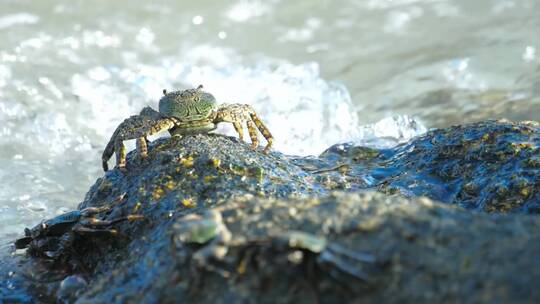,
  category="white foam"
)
[0,13,39,29]
[353,115,428,149]
[81,30,121,48]
[226,0,274,22]
[0,65,11,88]
[136,27,156,46]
